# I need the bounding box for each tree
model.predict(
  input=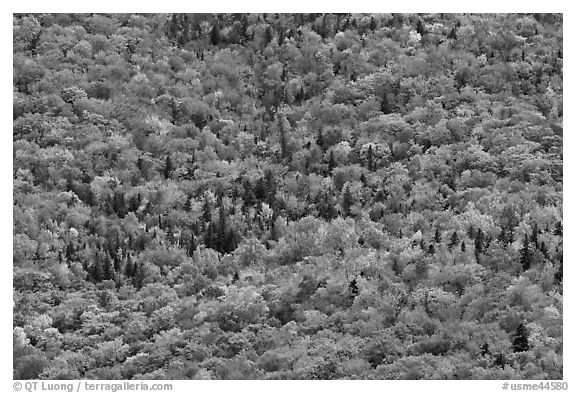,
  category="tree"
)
[554,222,562,236]
[91,258,104,282]
[243,179,257,209]
[210,23,221,46]
[202,197,212,225]
[341,185,354,217]
[164,155,173,179]
[520,234,532,271]
[278,114,290,160]
[263,26,273,46]
[449,231,459,250]
[512,323,530,352]
[434,228,441,244]
[349,278,359,297]
[531,223,540,246]
[367,144,375,171]
[328,150,336,172]
[416,19,426,36]
[474,229,485,259]
[494,353,506,369]
[125,253,136,277]
[187,234,197,257]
